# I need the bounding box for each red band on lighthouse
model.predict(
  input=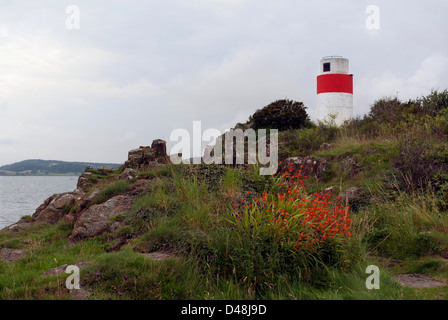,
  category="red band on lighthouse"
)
[317,74,353,94]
